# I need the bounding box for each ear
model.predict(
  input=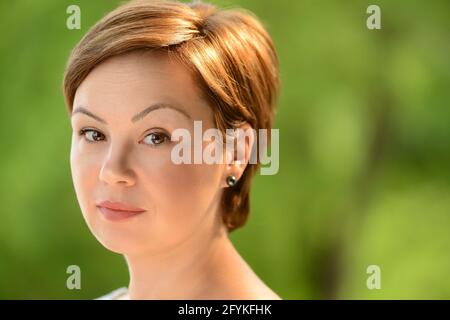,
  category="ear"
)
[221,122,256,188]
